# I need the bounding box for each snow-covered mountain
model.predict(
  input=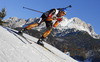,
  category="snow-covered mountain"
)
[56,17,100,39]
[3,17,100,39]
[0,26,78,62]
